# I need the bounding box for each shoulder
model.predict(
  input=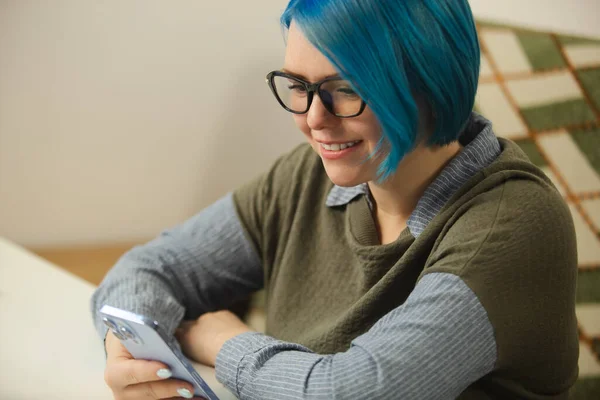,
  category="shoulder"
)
[426,134,576,274]
[428,170,576,278]
[425,170,579,381]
